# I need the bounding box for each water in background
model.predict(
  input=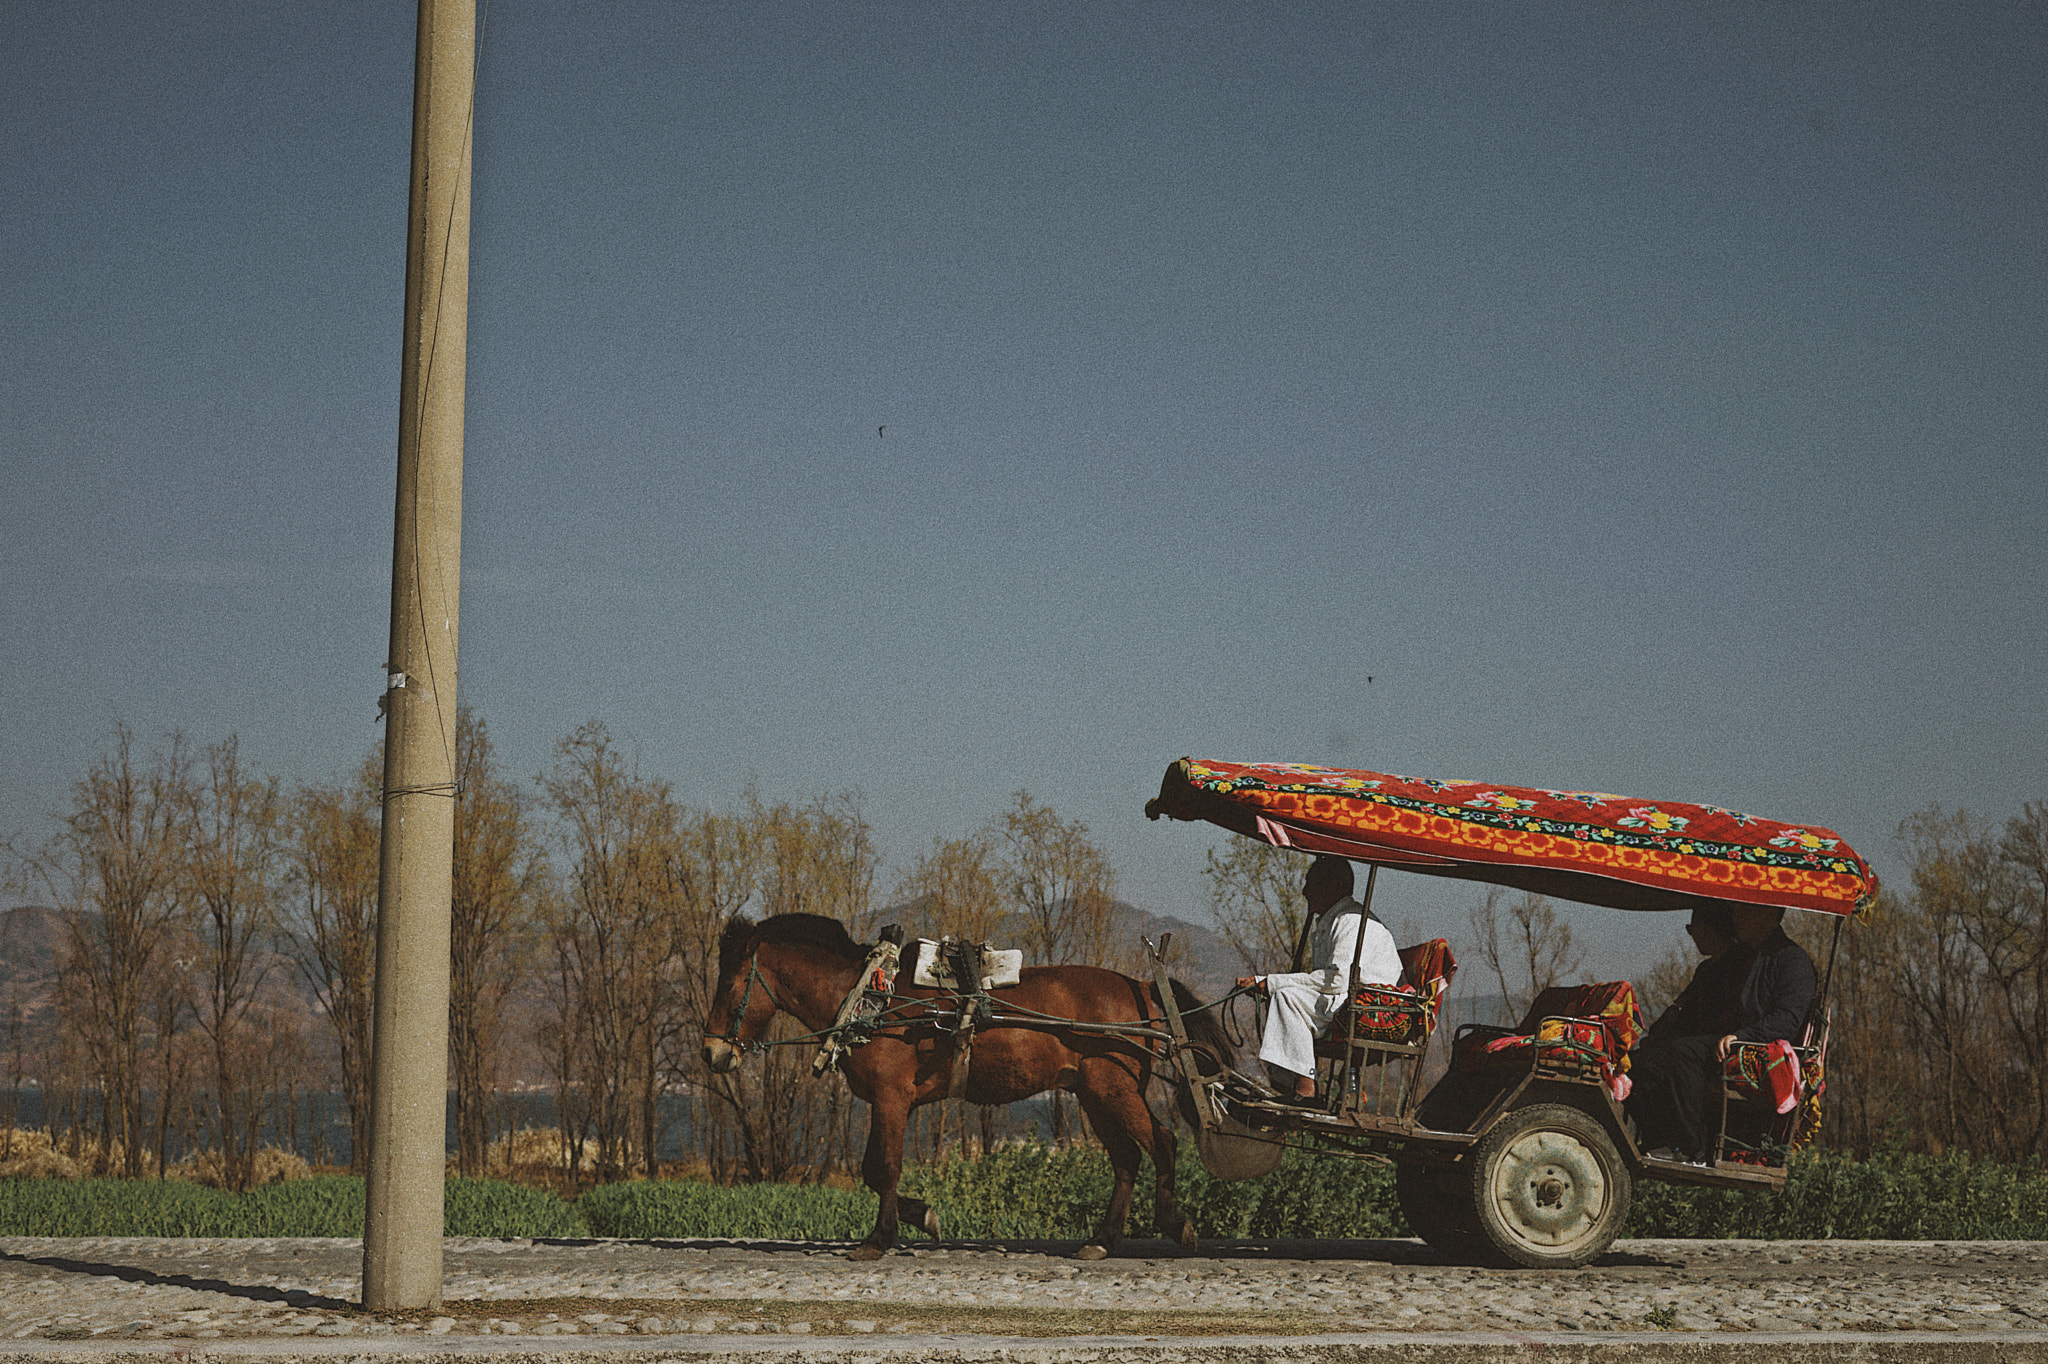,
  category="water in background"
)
[1,1087,1058,1169]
